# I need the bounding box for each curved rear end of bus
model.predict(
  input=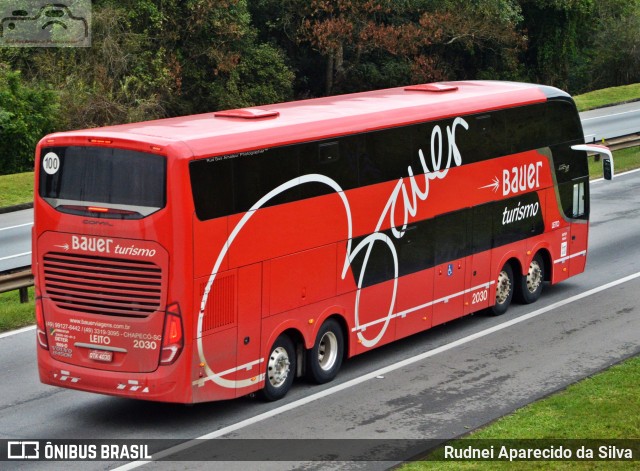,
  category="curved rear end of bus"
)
[33,138,193,403]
